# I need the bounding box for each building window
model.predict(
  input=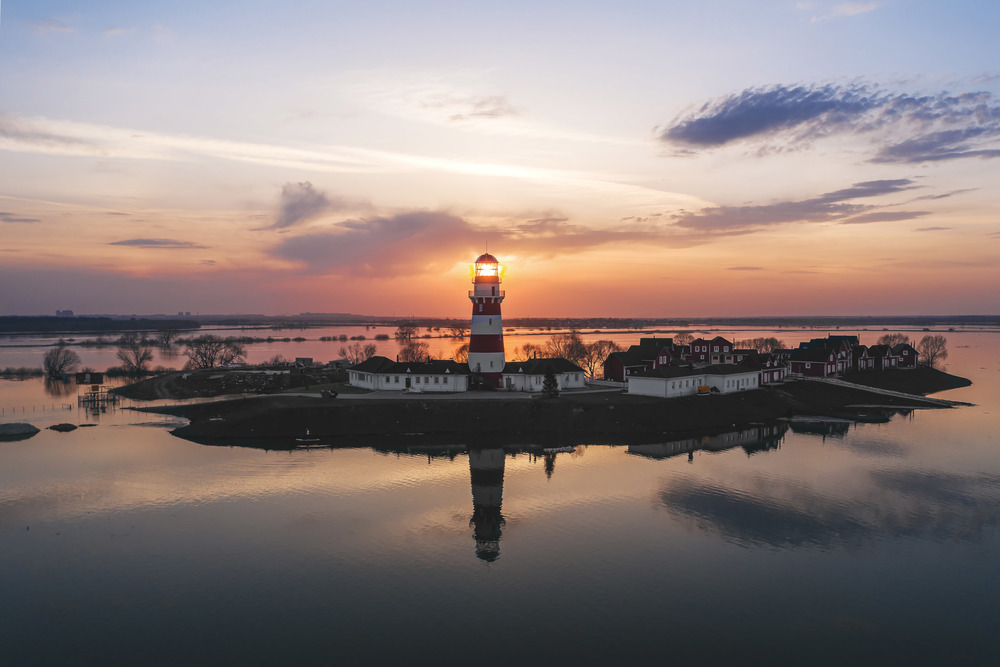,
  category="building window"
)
[394,376,399,383]
[714,346,719,352]
[434,377,440,384]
